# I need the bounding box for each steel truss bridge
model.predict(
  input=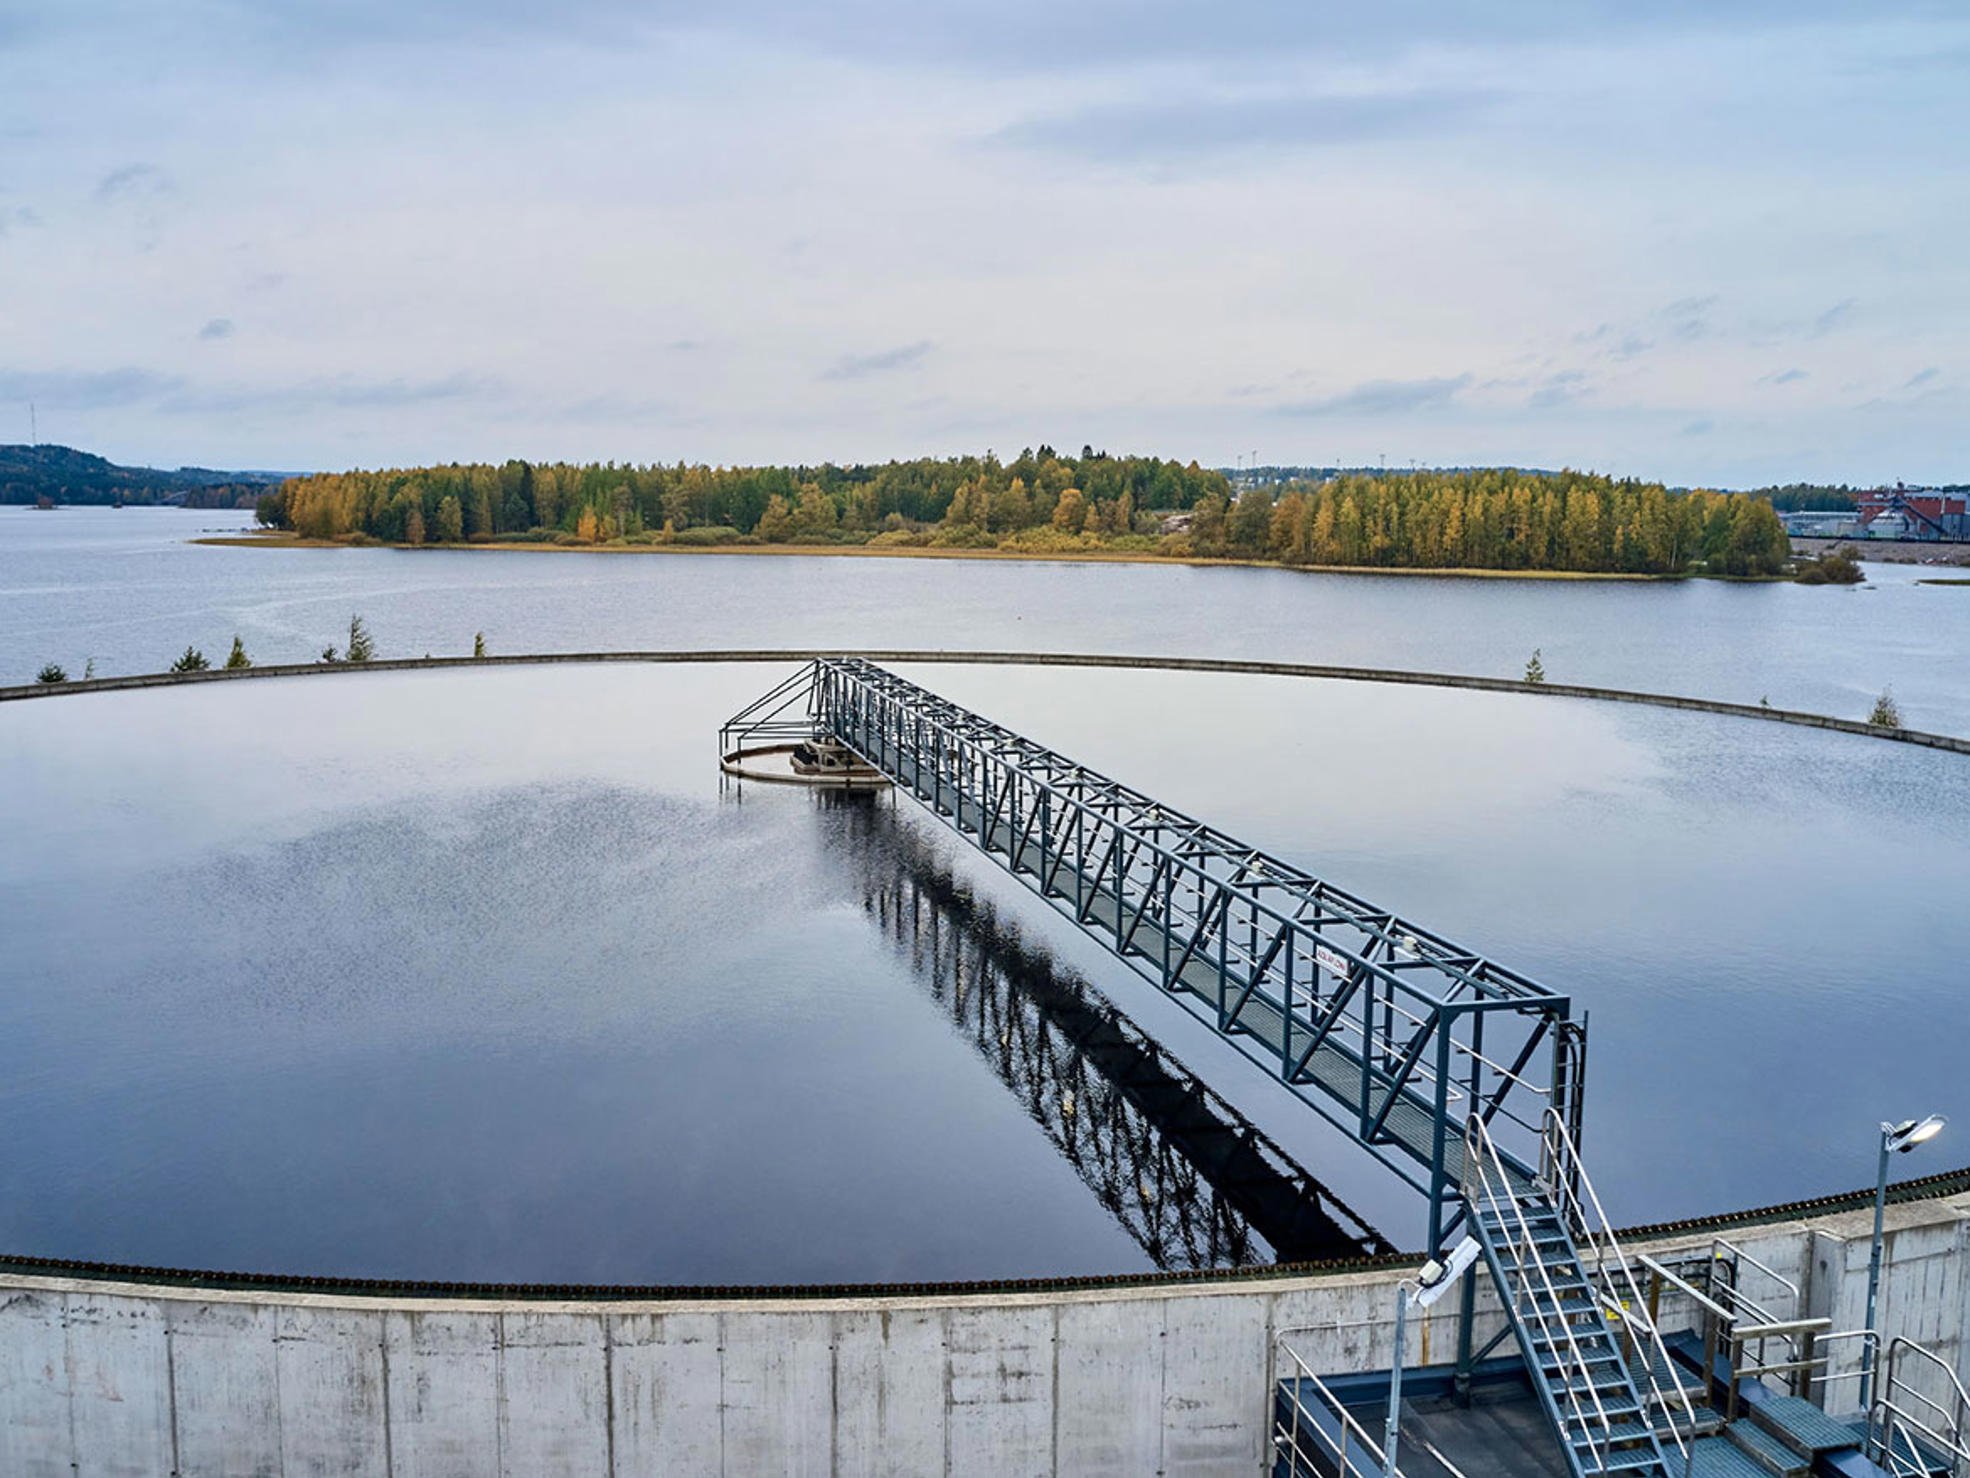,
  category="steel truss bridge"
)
[834,799,1394,1268]
[725,657,1585,1254]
